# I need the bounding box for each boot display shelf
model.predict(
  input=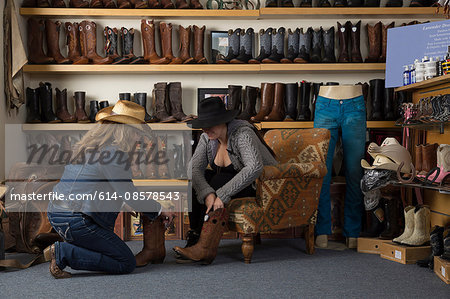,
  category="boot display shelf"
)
[397,121,450,135]
[391,181,450,195]
[20,7,444,19]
